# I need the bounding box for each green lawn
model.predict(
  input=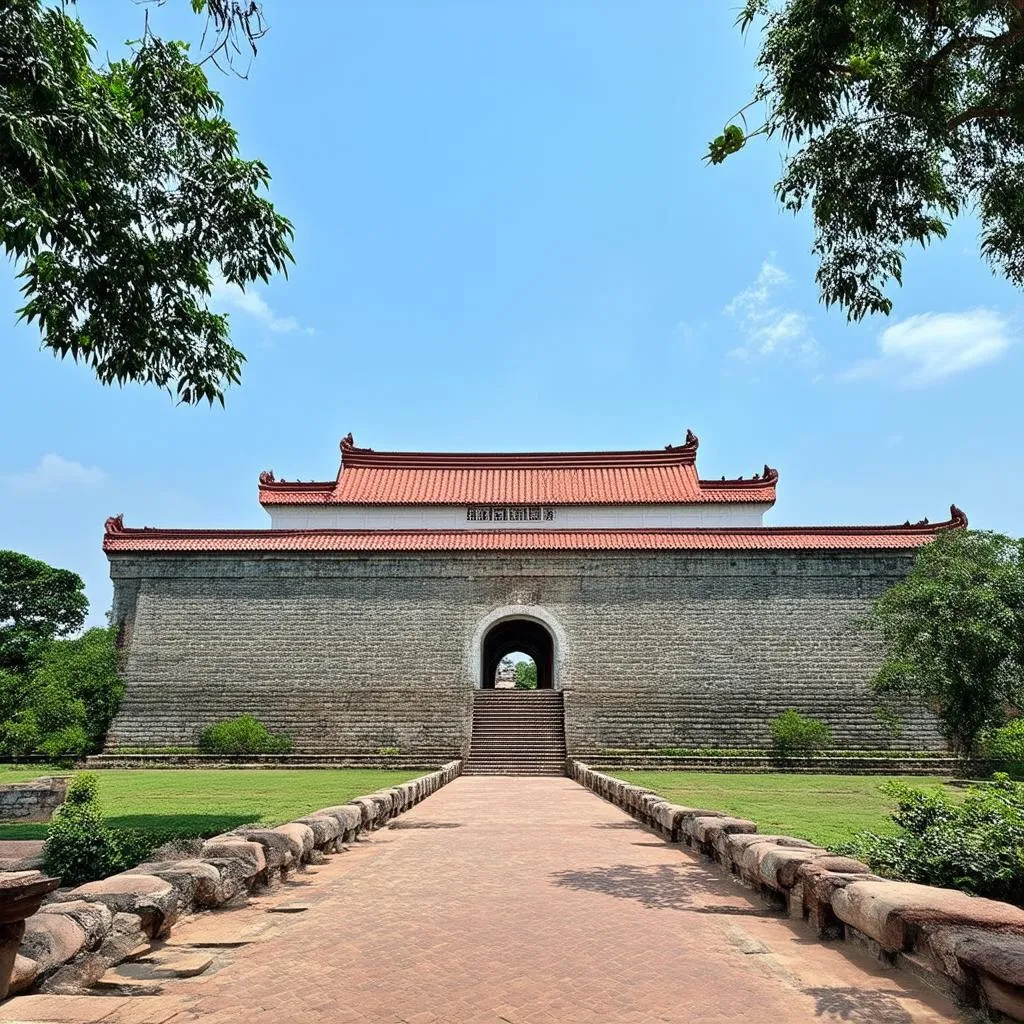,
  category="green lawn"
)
[0,767,423,842]
[613,771,958,848]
